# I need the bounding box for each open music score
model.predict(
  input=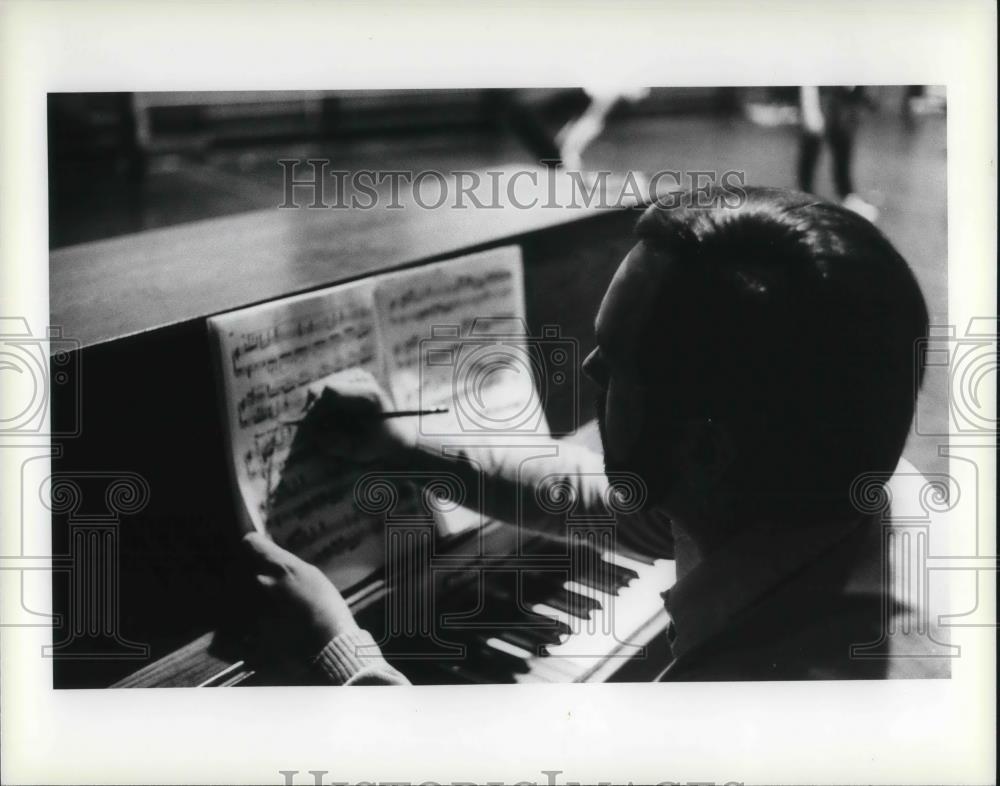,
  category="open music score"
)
[210,280,391,587]
[208,246,547,587]
[375,251,547,435]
